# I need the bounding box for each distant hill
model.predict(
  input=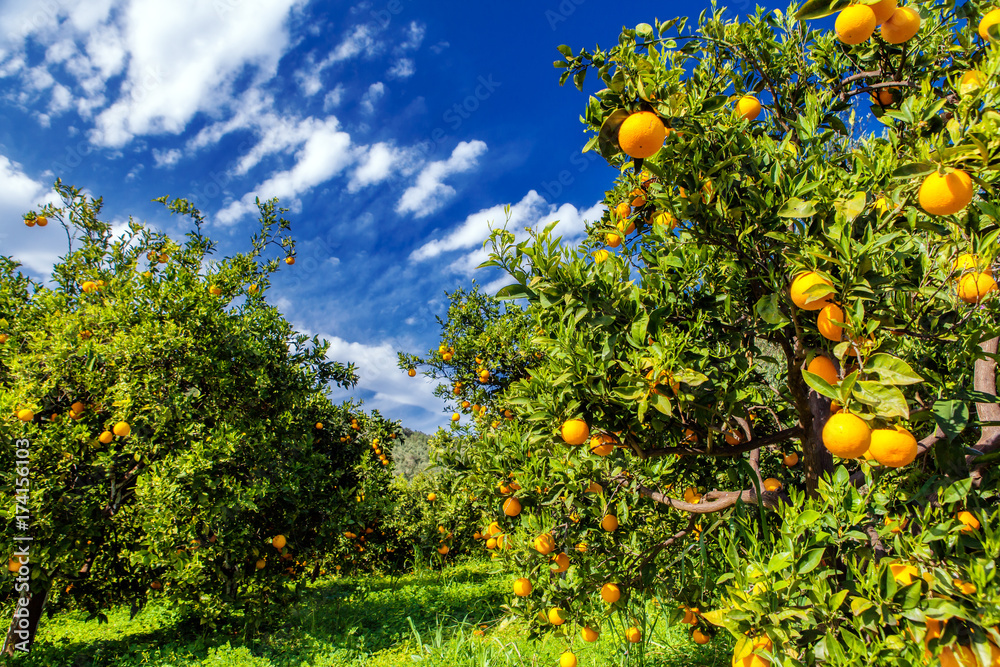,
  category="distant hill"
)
[393,428,432,479]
